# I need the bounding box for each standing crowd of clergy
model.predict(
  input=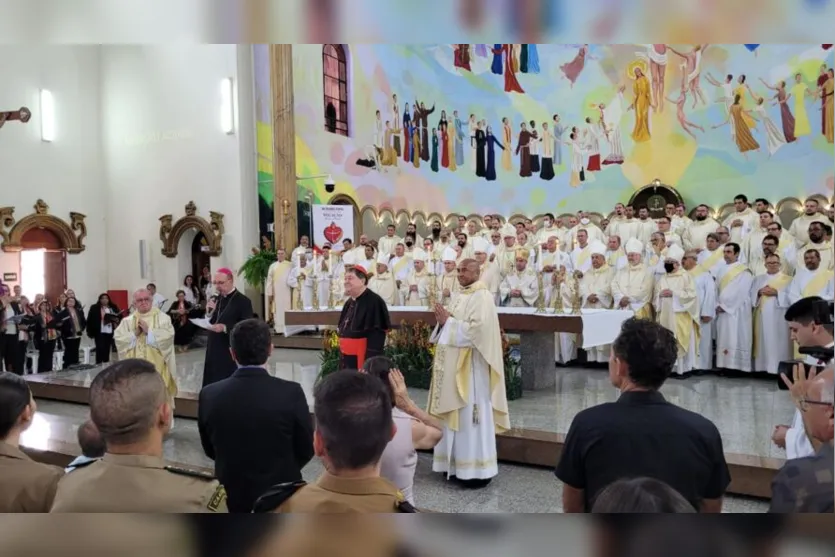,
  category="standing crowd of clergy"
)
[266,195,834,377]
